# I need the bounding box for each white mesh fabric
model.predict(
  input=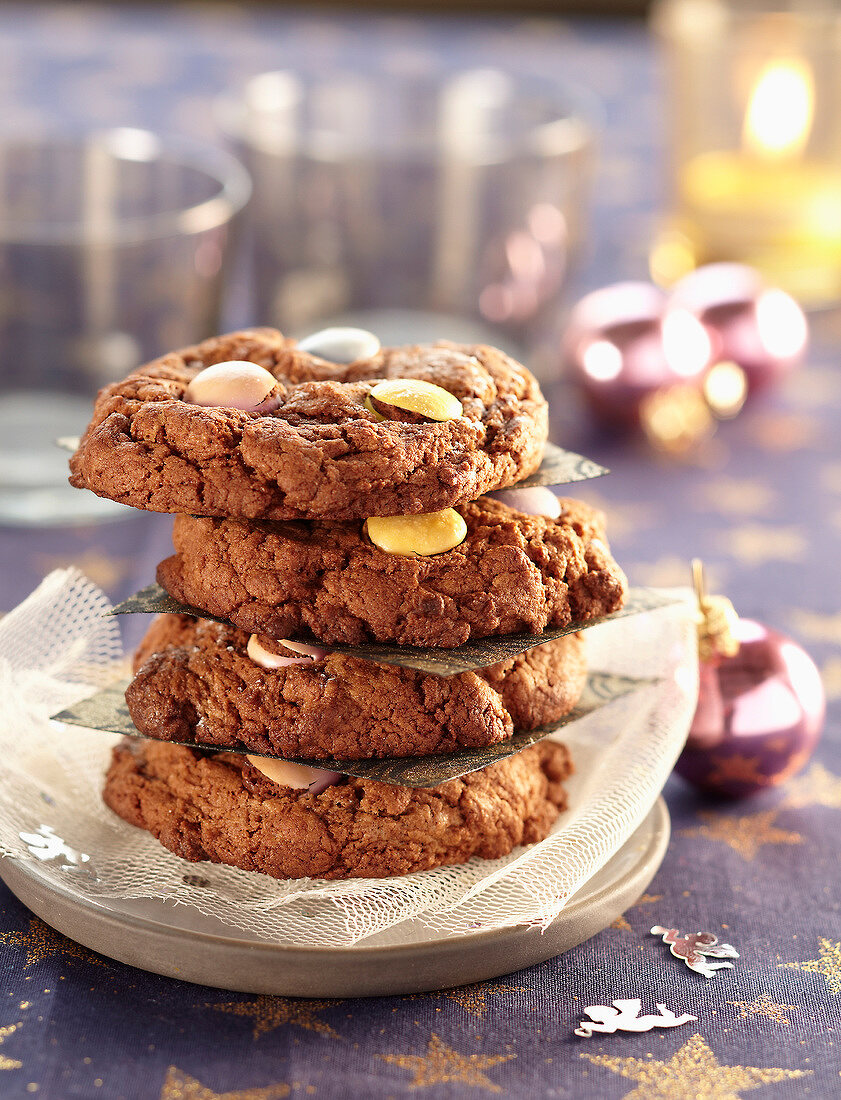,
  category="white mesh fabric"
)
[0,570,698,946]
